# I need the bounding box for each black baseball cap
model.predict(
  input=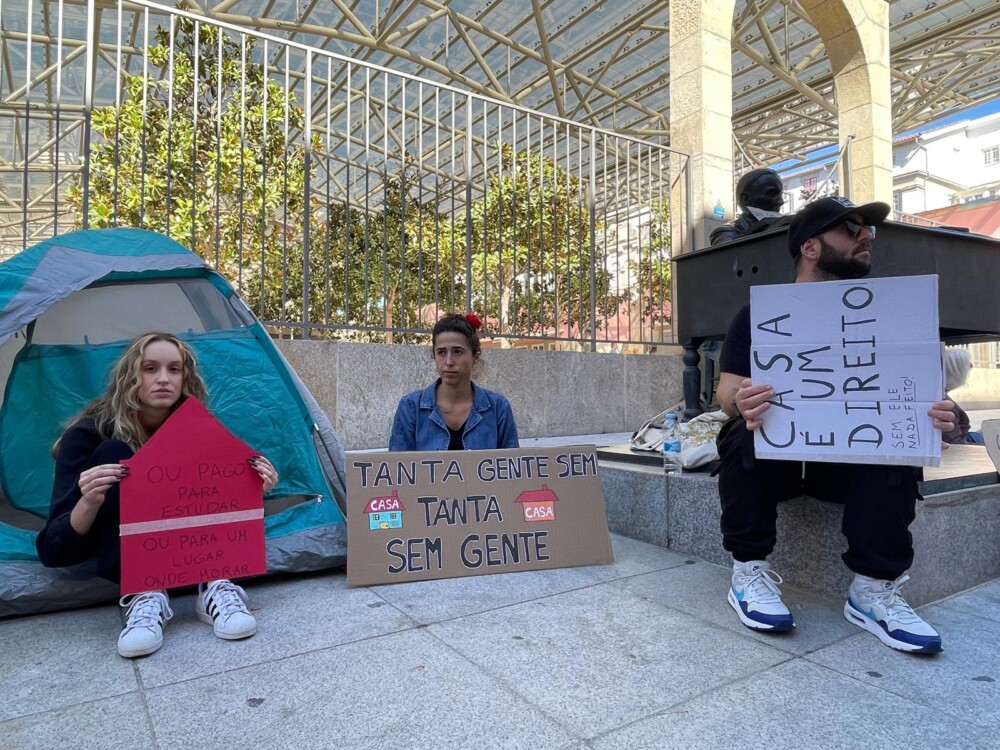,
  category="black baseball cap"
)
[787,196,891,258]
